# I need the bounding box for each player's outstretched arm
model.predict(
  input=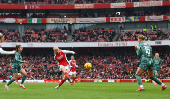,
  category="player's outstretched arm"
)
[0,48,15,55]
[62,50,75,54]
